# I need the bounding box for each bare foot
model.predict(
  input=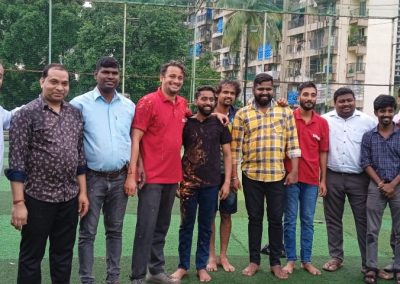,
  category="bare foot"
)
[171,268,187,280]
[242,263,260,277]
[271,265,289,280]
[206,257,218,272]
[220,256,235,272]
[301,262,321,276]
[197,269,212,282]
[282,261,296,274]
